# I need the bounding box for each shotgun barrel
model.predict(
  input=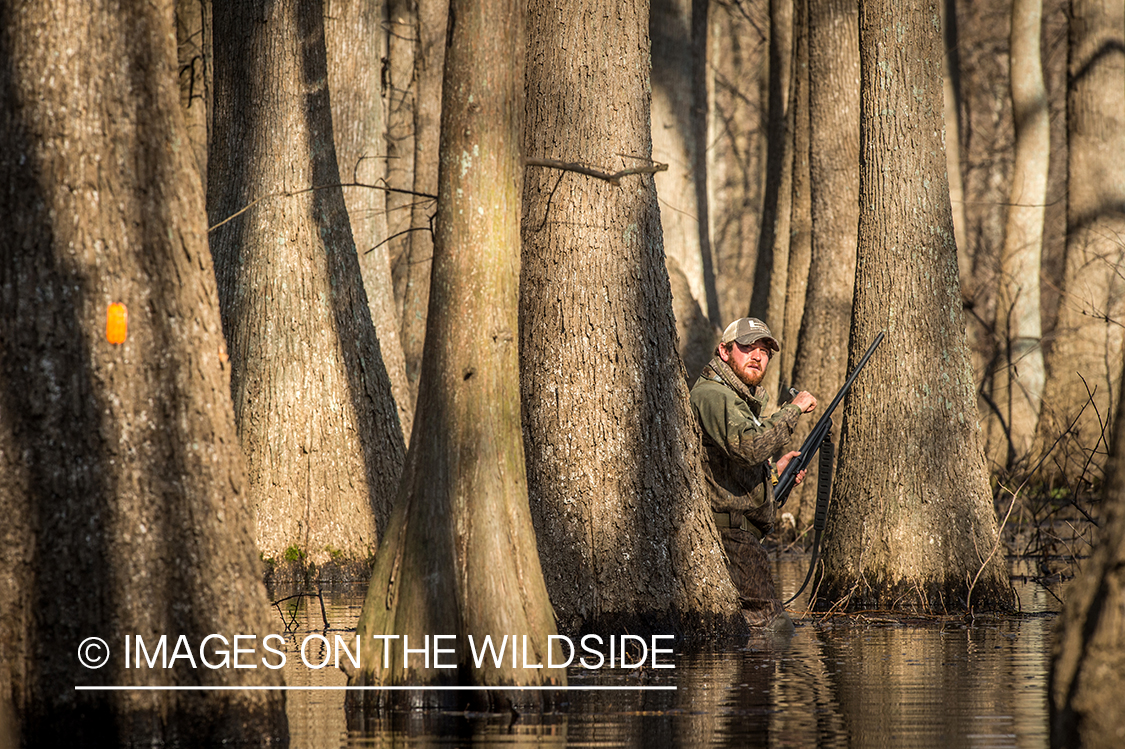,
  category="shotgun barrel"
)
[774,331,885,508]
